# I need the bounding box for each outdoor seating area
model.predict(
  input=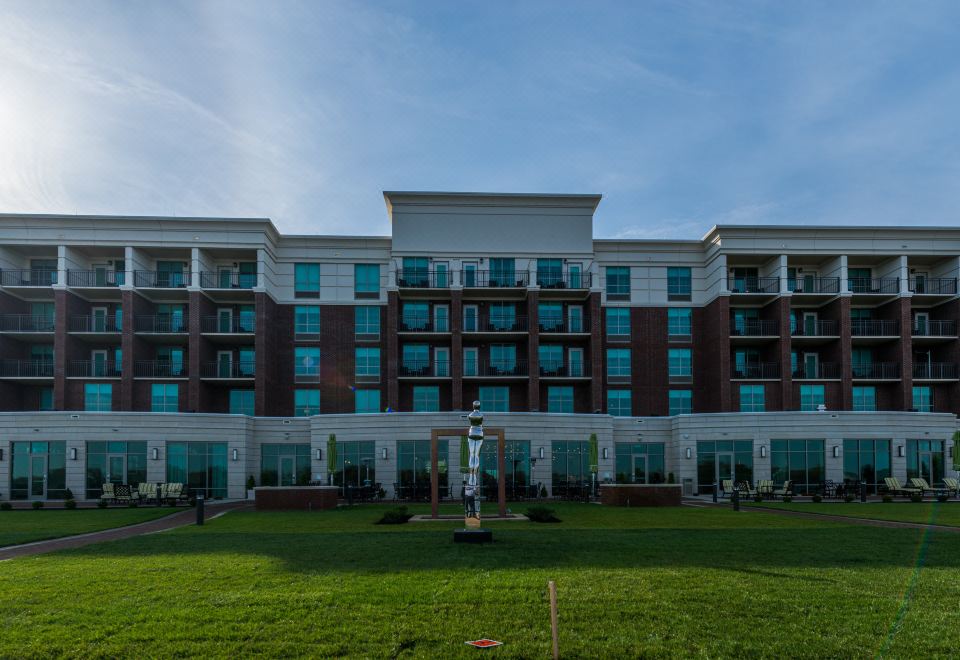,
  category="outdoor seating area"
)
[99,482,190,506]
